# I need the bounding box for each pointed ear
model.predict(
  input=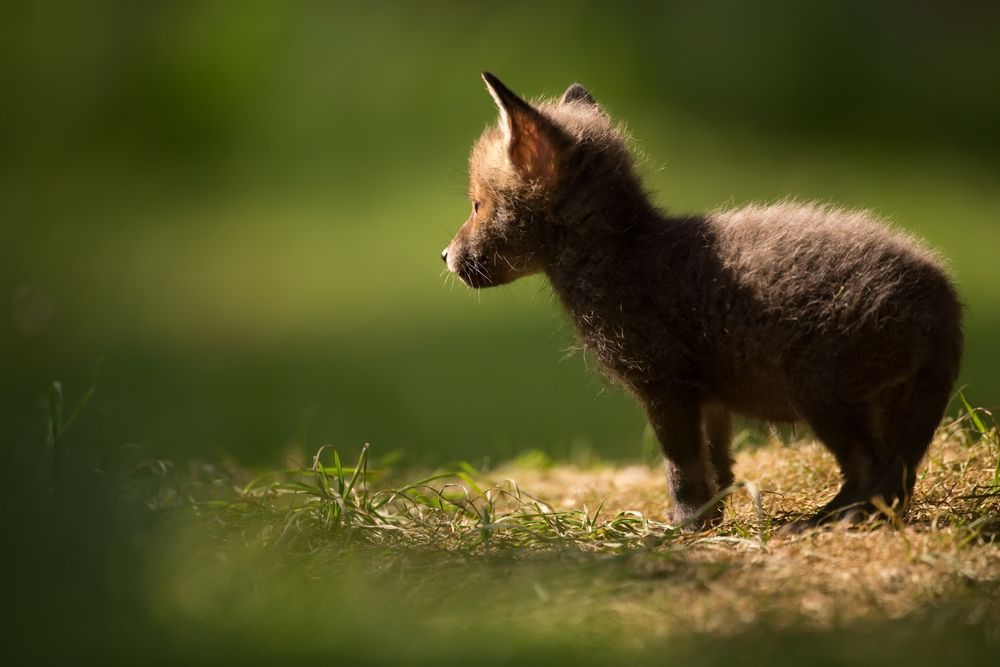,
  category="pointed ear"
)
[559,83,595,106]
[481,72,564,184]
